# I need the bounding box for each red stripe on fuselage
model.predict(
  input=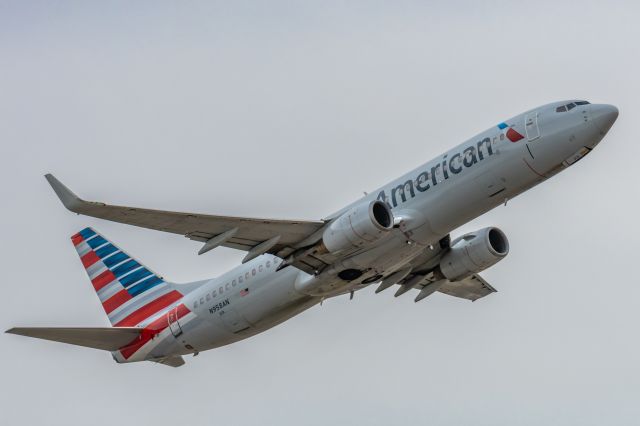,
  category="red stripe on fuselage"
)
[119,303,190,359]
[92,270,117,291]
[81,251,100,268]
[103,289,133,314]
[115,290,183,327]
